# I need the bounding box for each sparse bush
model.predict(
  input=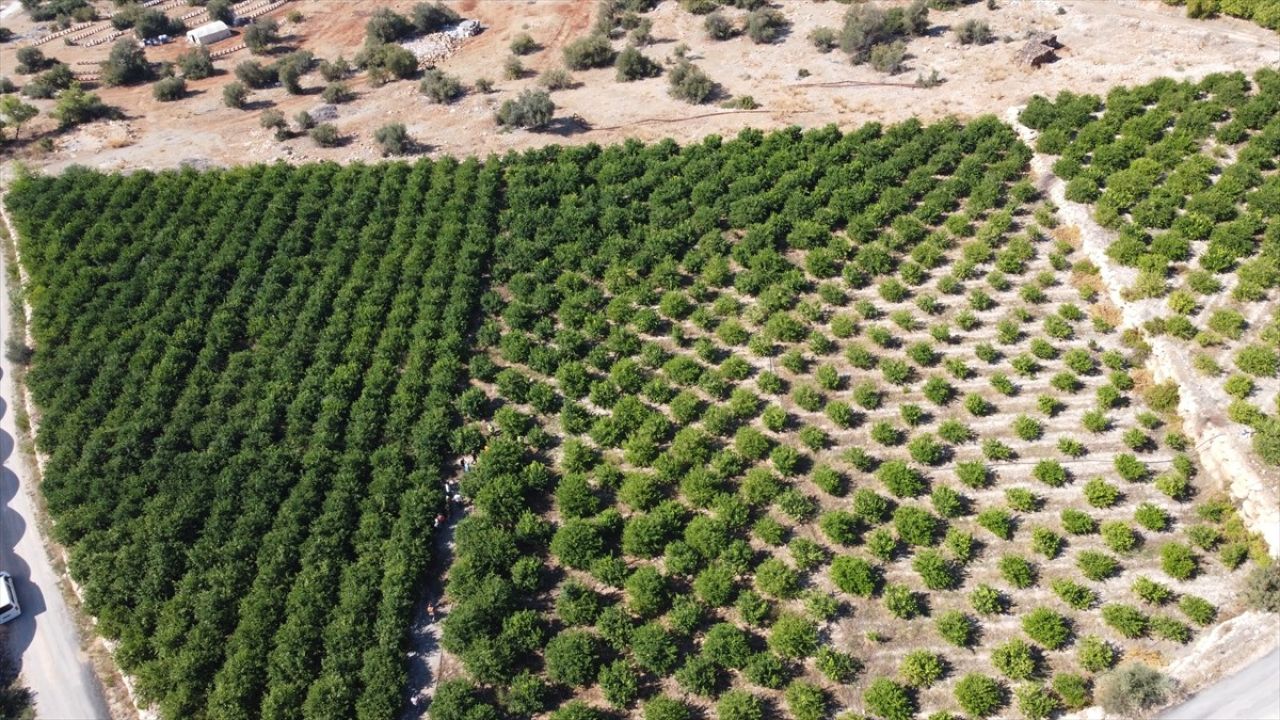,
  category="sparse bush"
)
[244,17,281,54]
[1242,563,1280,612]
[1133,576,1173,605]
[977,508,1013,541]
[1016,683,1060,720]
[883,583,922,619]
[222,80,248,108]
[309,122,340,147]
[1101,521,1139,553]
[1052,579,1096,610]
[1150,614,1191,643]
[816,647,861,683]
[616,45,660,81]
[321,82,354,104]
[1084,478,1121,508]
[954,18,992,44]
[999,554,1036,589]
[784,681,828,720]
[809,26,838,52]
[745,7,788,43]
[534,67,572,91]
[564,34,615,69]
[768,612,818,659]
[705,11,737,40]
[1062,509,1097,535]
[420,69,464,103]
[1053,673,1091,711]
[970,584,1007,615]
[1179,595,1217,625]
[1095,664,1174,716]
[668,61,715,103]
[152,75,186,101]
[496,89,555,129]
[992,637,1038,680]
[878,460,925,498]
[177,46,214,80]
[511,32,539,55]
[869,41,907,74]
